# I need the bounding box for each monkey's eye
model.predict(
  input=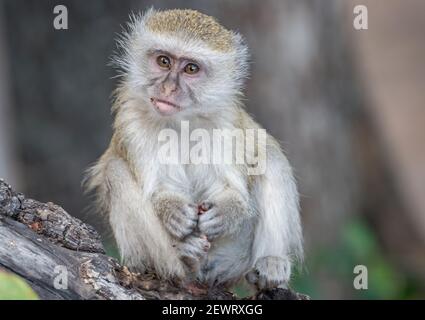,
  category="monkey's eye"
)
[156,55,171,69]
[184,63,200,75]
